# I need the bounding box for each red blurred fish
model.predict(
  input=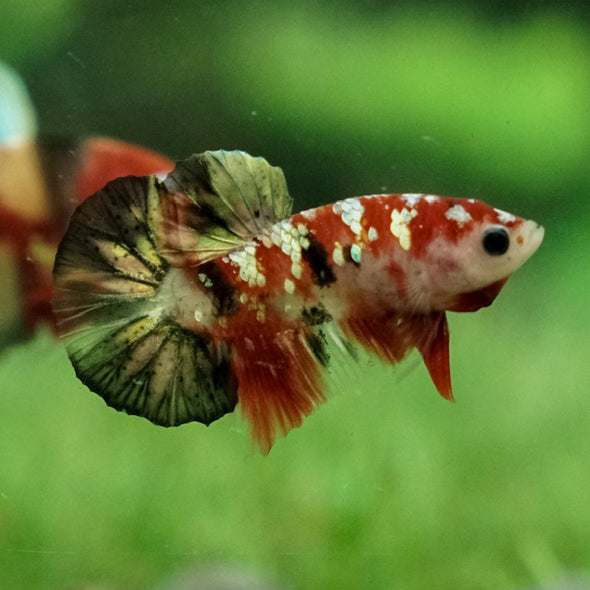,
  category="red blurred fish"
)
[53,151,544,452]
[0,63,173,340]
[0,138,173,339]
